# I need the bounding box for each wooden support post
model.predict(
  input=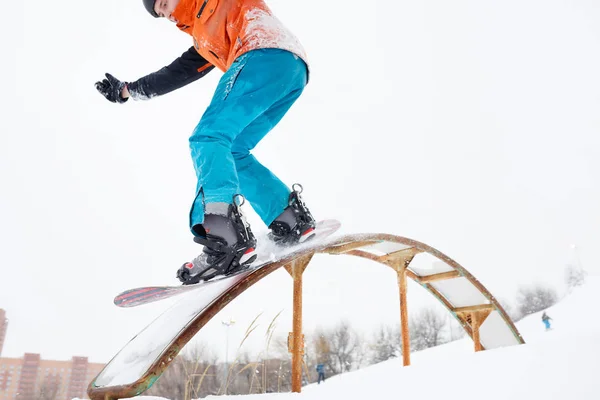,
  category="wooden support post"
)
[469,309,492,352]
[285,253,313,393]
[453,304,493,313]
[291,267,303,392]
[472,312,481,352]
[398,265,411,366]
[418,270,461,284]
